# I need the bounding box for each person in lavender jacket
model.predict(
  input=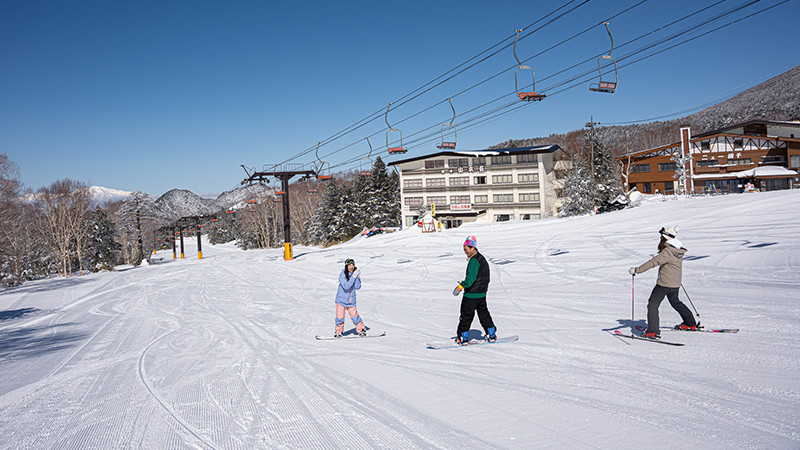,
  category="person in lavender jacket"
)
[334,258,367,337]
